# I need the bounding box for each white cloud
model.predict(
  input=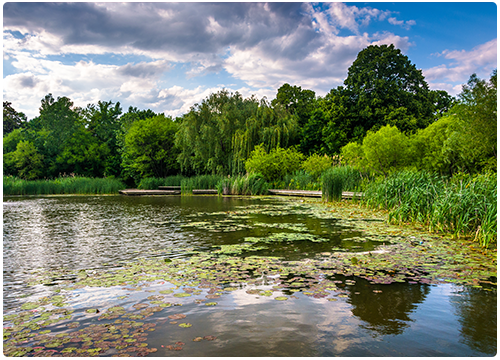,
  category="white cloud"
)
[423,39,497,94]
